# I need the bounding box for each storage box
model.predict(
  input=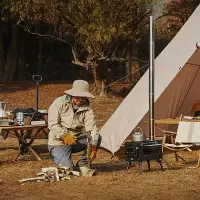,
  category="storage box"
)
[31,120,46,125]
